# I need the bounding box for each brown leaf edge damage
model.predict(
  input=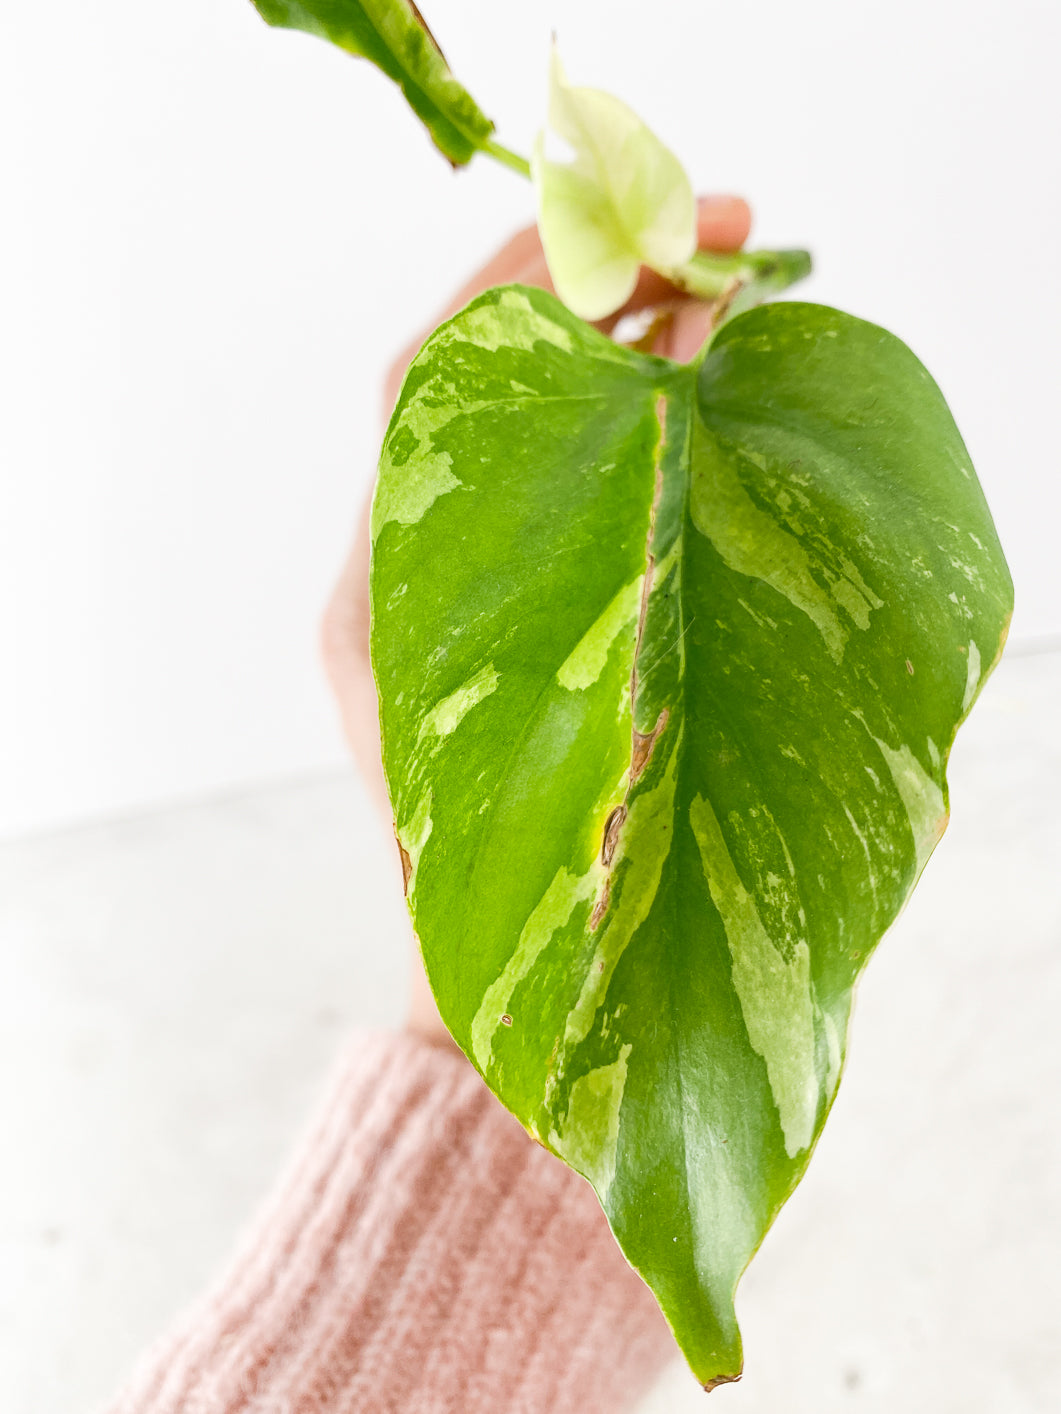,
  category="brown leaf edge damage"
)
[397,837,413,896]
[407,1,446,60]
[404,0,494,169]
